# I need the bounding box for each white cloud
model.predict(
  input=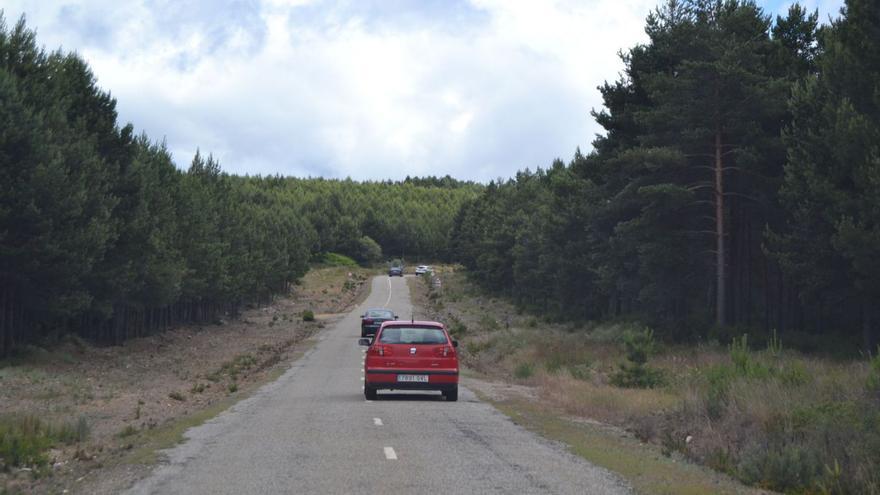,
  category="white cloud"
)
[5,0,835,181]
